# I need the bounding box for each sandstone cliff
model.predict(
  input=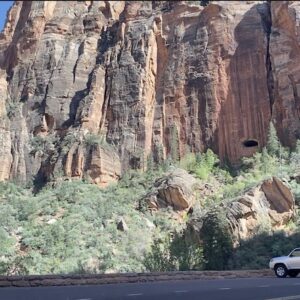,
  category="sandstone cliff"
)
[0,1,300,186]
